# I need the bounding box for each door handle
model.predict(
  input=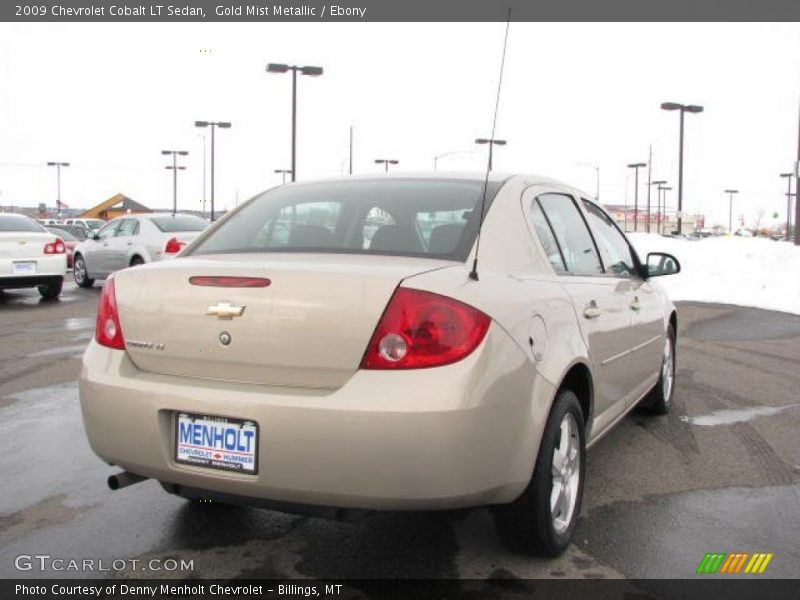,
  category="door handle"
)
[583,301,601,319]
[630,296,641,311]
